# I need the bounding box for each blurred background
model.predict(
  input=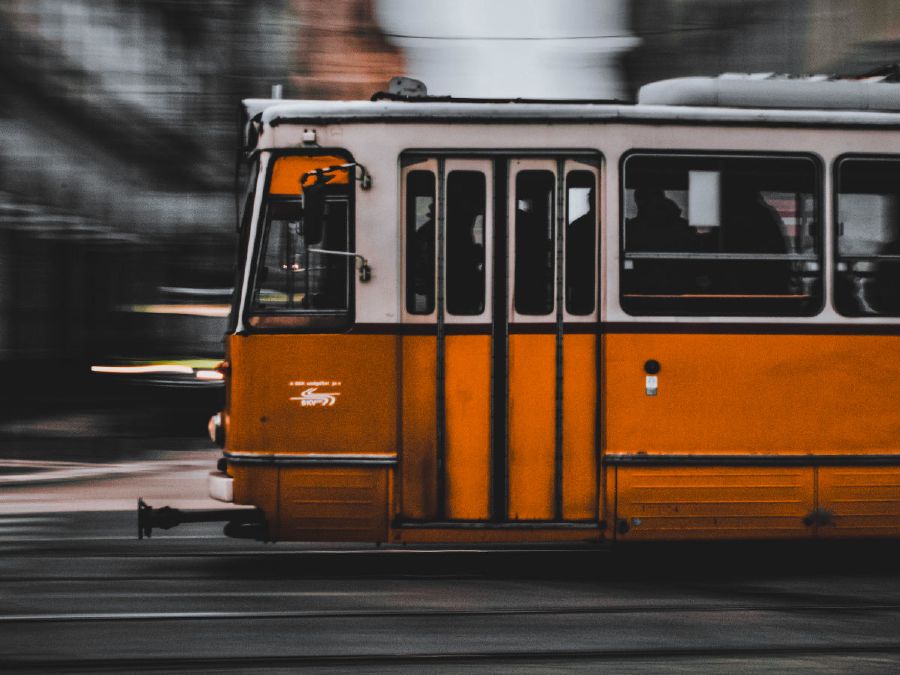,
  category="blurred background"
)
[0,0,898,447]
